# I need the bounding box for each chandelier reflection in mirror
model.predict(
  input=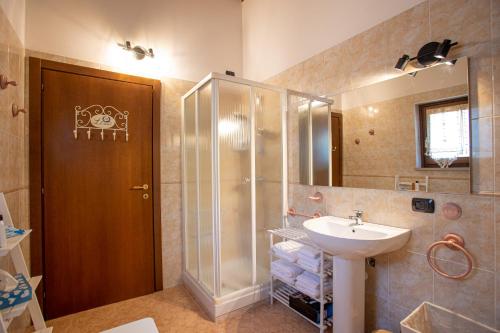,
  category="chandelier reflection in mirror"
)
[219,105,250,151]
[73,105,129,141]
